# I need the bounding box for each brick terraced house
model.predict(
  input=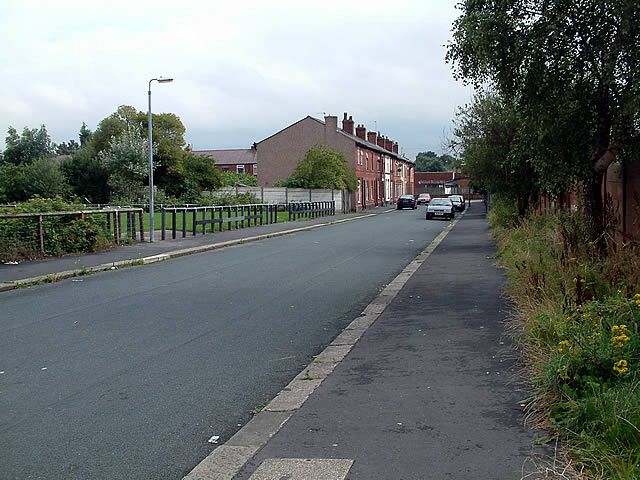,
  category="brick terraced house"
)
[255,113,414,211]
